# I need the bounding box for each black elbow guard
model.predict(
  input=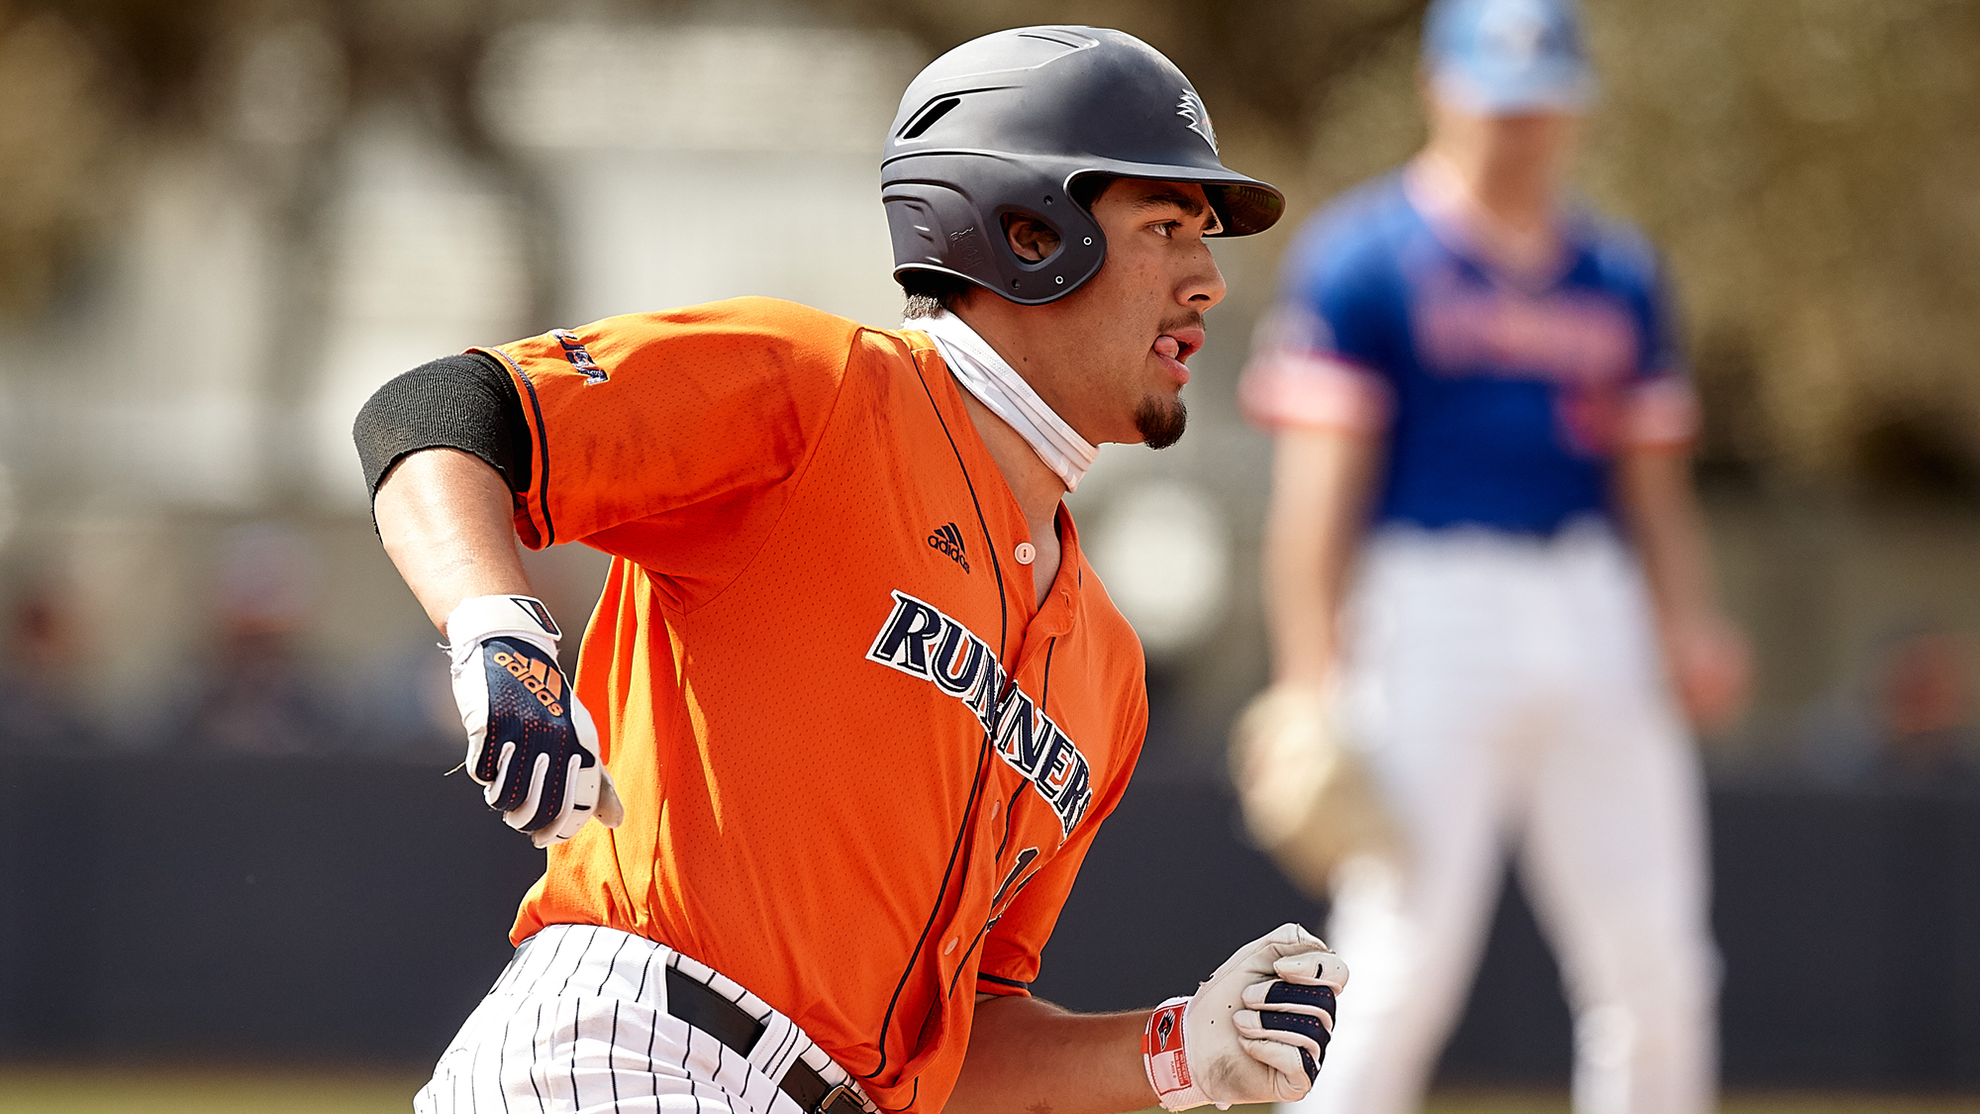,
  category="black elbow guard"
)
[353,351,531,501]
